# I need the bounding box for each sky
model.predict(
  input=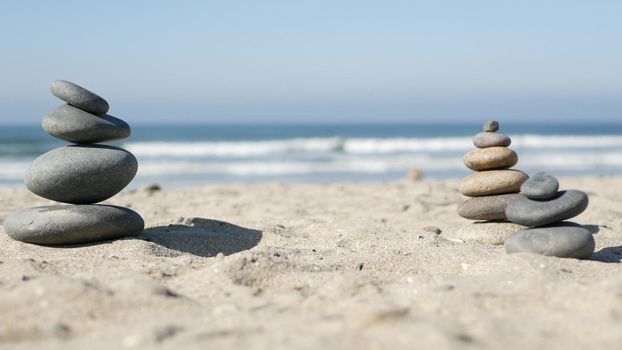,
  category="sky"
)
[0,0,621,124]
